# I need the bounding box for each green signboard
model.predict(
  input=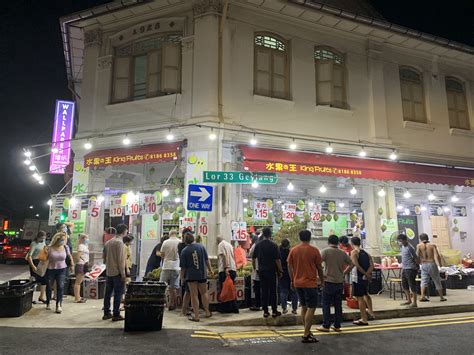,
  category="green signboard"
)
[322,215,348,237]
[203,171,278,184]
[381,218,400,255]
